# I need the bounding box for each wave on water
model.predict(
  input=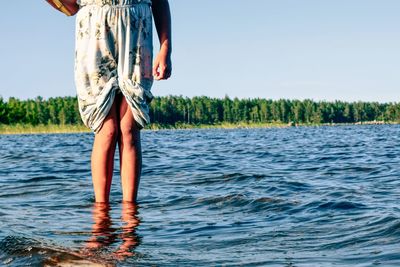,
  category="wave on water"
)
[1,125,400,265]
[0,235,111,266]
